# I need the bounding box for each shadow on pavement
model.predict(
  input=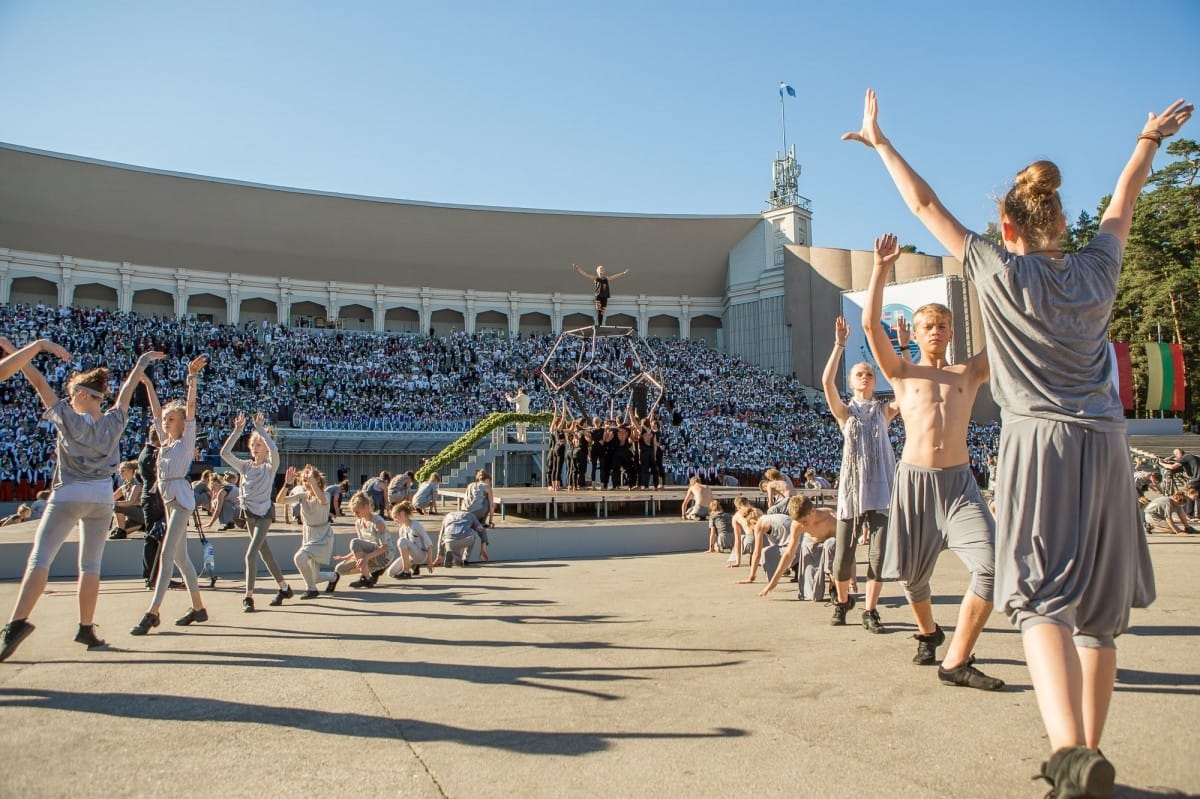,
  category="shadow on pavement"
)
[0,687,746,755]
